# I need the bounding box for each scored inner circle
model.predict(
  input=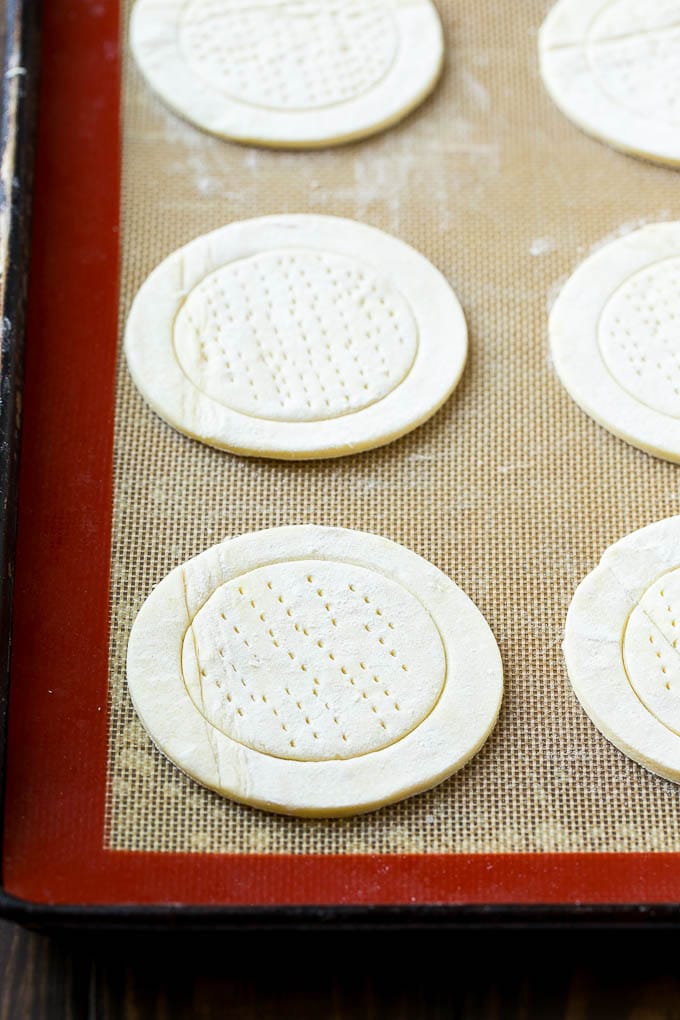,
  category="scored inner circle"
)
[597,256,680,419]
[180,560,446,761]
[623,565,680,736]
[173,249,419,422]
[179,0,399,111]
[587,0,680,126]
